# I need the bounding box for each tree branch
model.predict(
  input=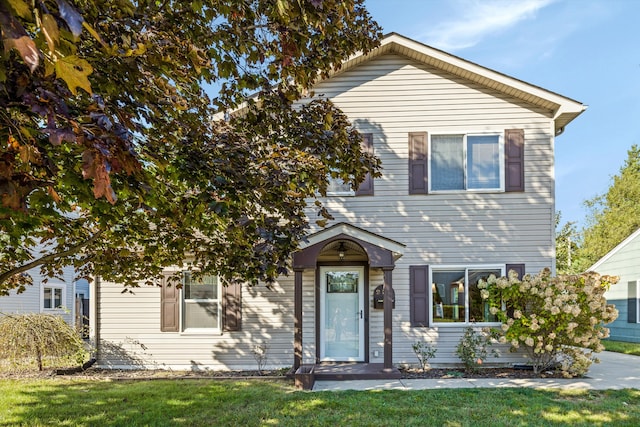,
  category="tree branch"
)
[0,230,105,286]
